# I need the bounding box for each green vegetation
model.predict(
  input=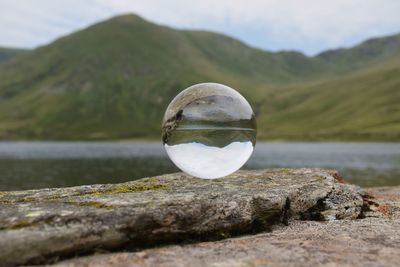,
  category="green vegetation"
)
[68,201,115,209]
[0,14,399,141]
[258,64,400,141]
[0,178,168,204]
[8,220,35,230]
[0,47,28,62]
[96,178,169,194]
